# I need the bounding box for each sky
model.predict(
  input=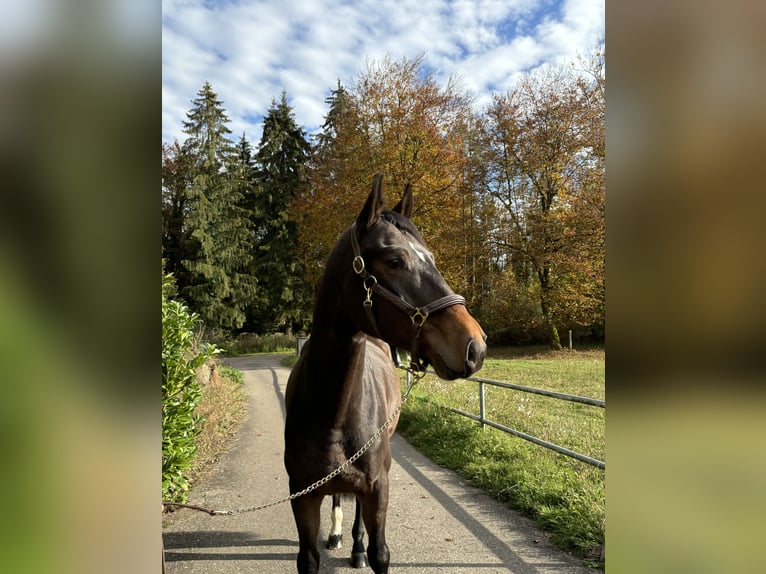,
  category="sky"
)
[162,0,604,146]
